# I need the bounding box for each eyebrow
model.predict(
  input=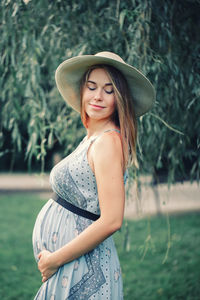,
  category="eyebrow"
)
[87,80,113,86]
